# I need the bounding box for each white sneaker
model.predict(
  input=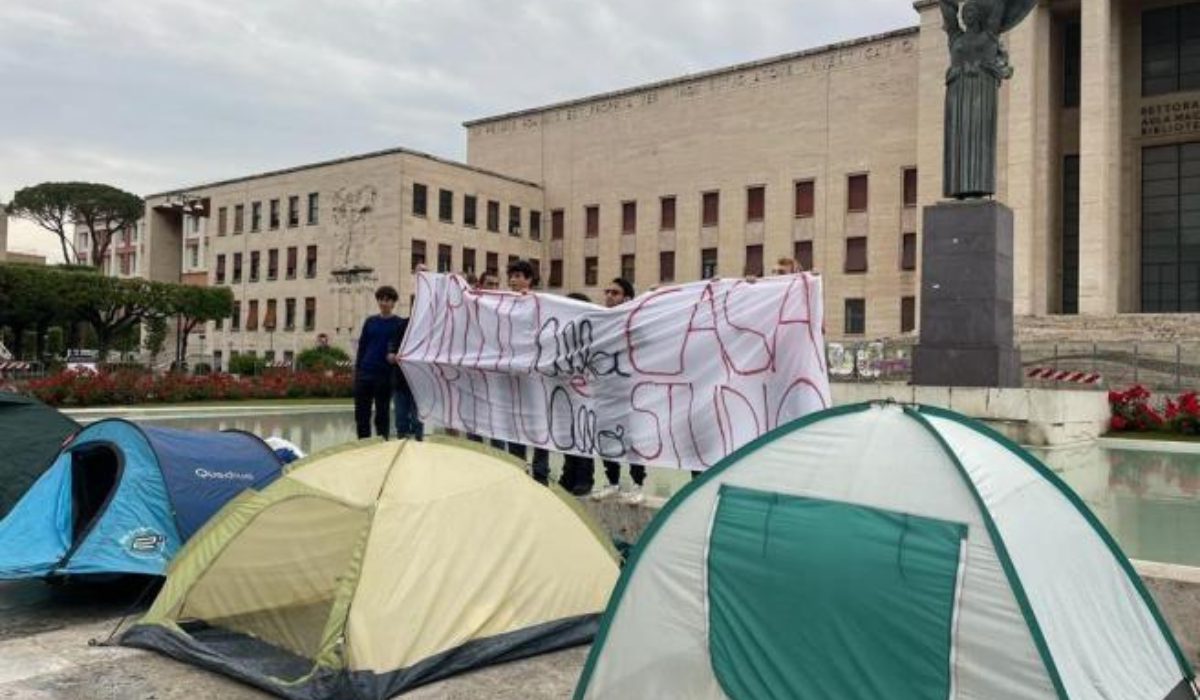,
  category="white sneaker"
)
[590,484,620,501]
[619,485,645,505]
